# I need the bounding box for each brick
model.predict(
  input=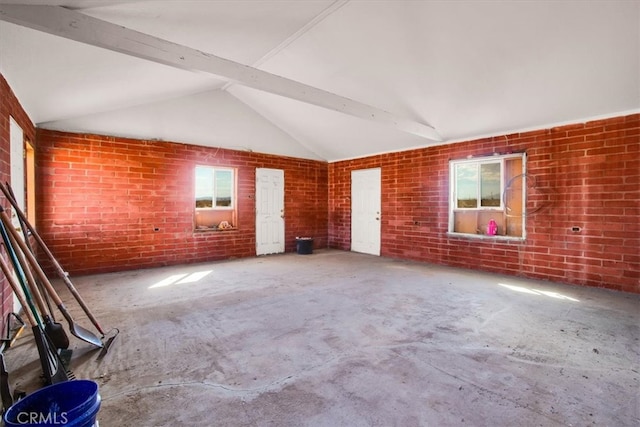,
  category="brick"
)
[3,77,638,310]
[36,129,328,275]
[329,114,639,293]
